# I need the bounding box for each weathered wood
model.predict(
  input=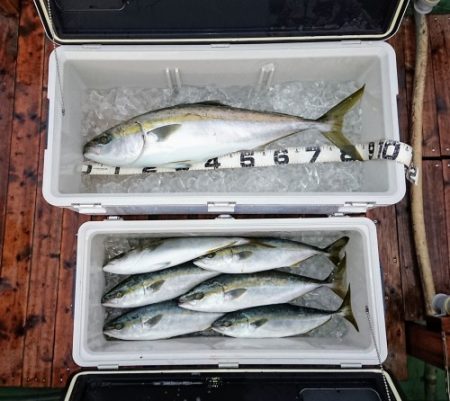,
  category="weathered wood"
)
[51,211,90,388]
[442,160,450,288]
[422,160,450,295]
[403,16,414,143]
[422,24,440,157]
[367,207,407,380]
[389,20,424,322]
[429,15,450,157]
[0,14,18,269]
[0,0,45,386]
[406,318,450,369]
[0,0,19,17]
[22,40,64,388]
